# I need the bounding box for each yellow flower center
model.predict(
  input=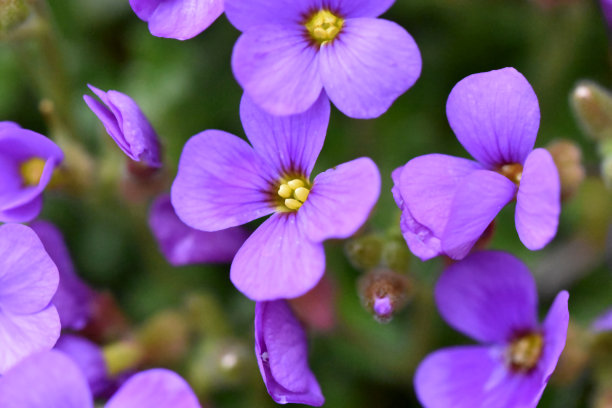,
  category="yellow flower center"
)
[507,332,544,372]
[304,9,344,45]
[20,157,46,186]
[498,163,523,186]
[277,178,311,211]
